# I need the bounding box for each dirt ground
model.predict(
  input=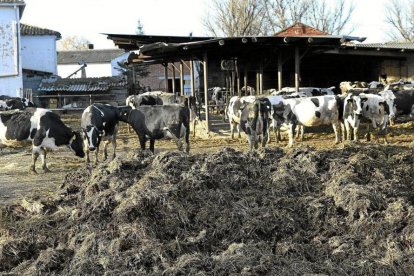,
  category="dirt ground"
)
[1,110,414,275]
[0,111,413,206]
